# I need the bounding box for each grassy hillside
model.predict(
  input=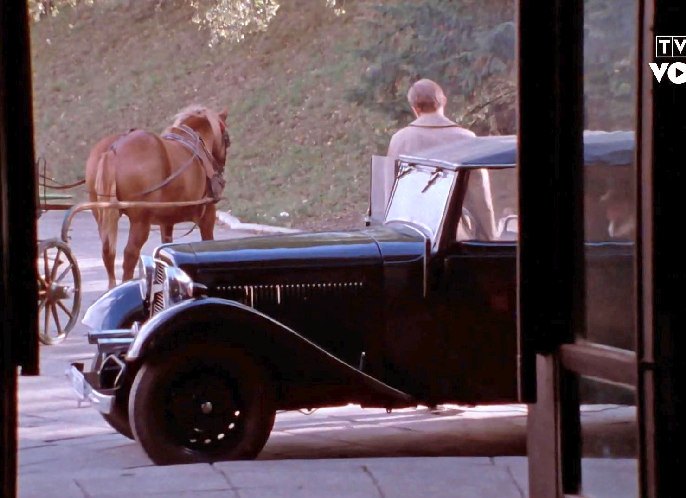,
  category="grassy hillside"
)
[29,0,634,230]
[30,0,397,230]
